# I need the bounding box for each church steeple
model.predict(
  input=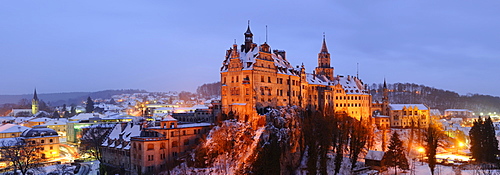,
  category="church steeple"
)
[32,89,39,115]
[315,33,334,81]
